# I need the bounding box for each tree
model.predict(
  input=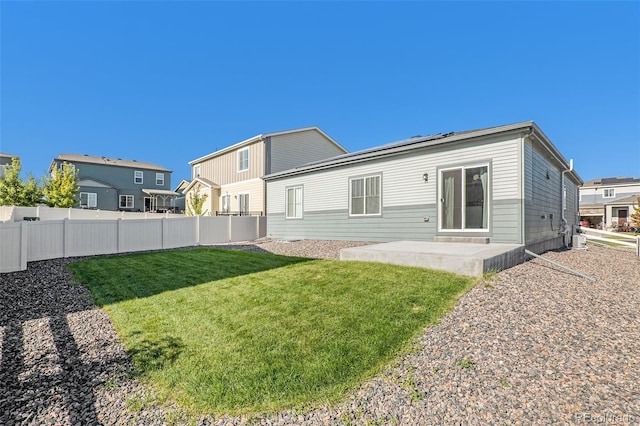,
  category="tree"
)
[631,196,640,228]
[42,162,79,208]
[186,184,209,216]
[0,157,43,206]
